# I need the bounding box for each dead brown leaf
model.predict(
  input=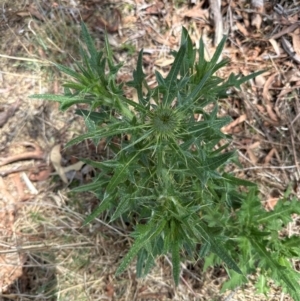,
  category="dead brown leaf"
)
[235,22,249,37]
[50,144,68,184]
[291,29,300,56]
[106,282,114,298]
[183,4,209,20]
[222,114,247,133]
[262,73,277,103]
[265,197,279,211]
[90,9,122,33]
[269,23,299,40]
[154,57,174,67]
[27,4,45,21]
[265,105,279,123]
[63,161,85,174]
[123,15,137,25]
[281,36,300,64]
[145,2,165,15]
[251,13,262,30]
[29,166,51,182]
[247,148,258,164]
[269,38,281,57]
[264,148,276,165]
[254,74,266,87]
